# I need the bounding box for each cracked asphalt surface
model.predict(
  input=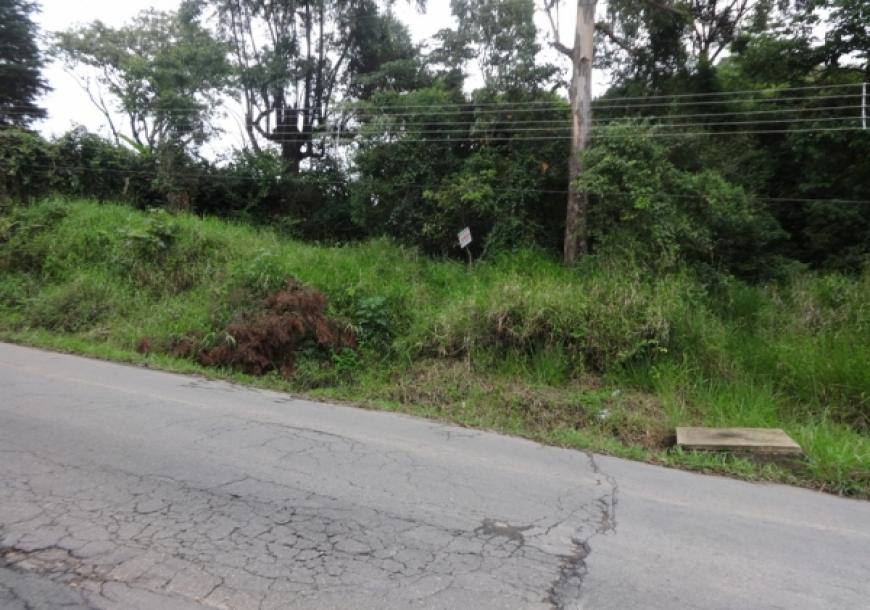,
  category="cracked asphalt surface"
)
[1,343,868,609]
